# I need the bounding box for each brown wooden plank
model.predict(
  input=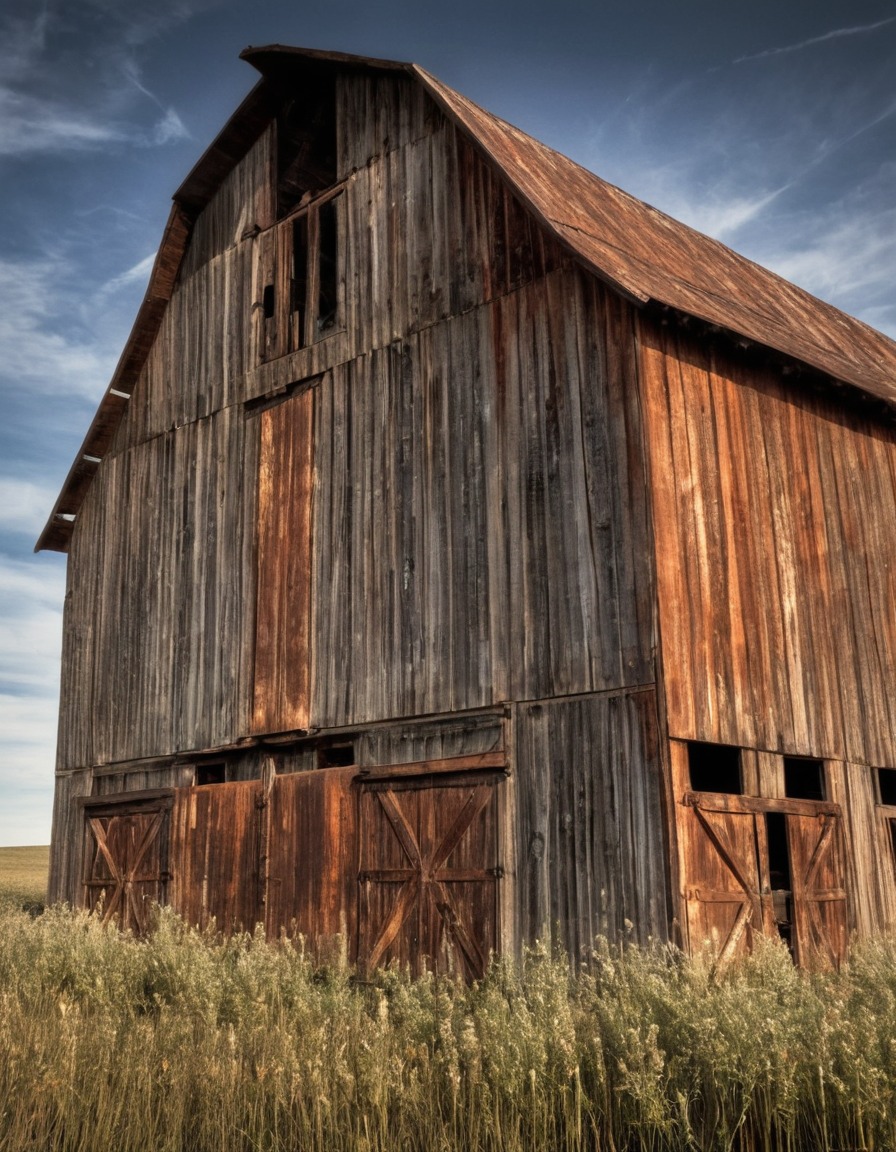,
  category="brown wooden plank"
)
[252,388,314,733]
[358,751,507,780]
